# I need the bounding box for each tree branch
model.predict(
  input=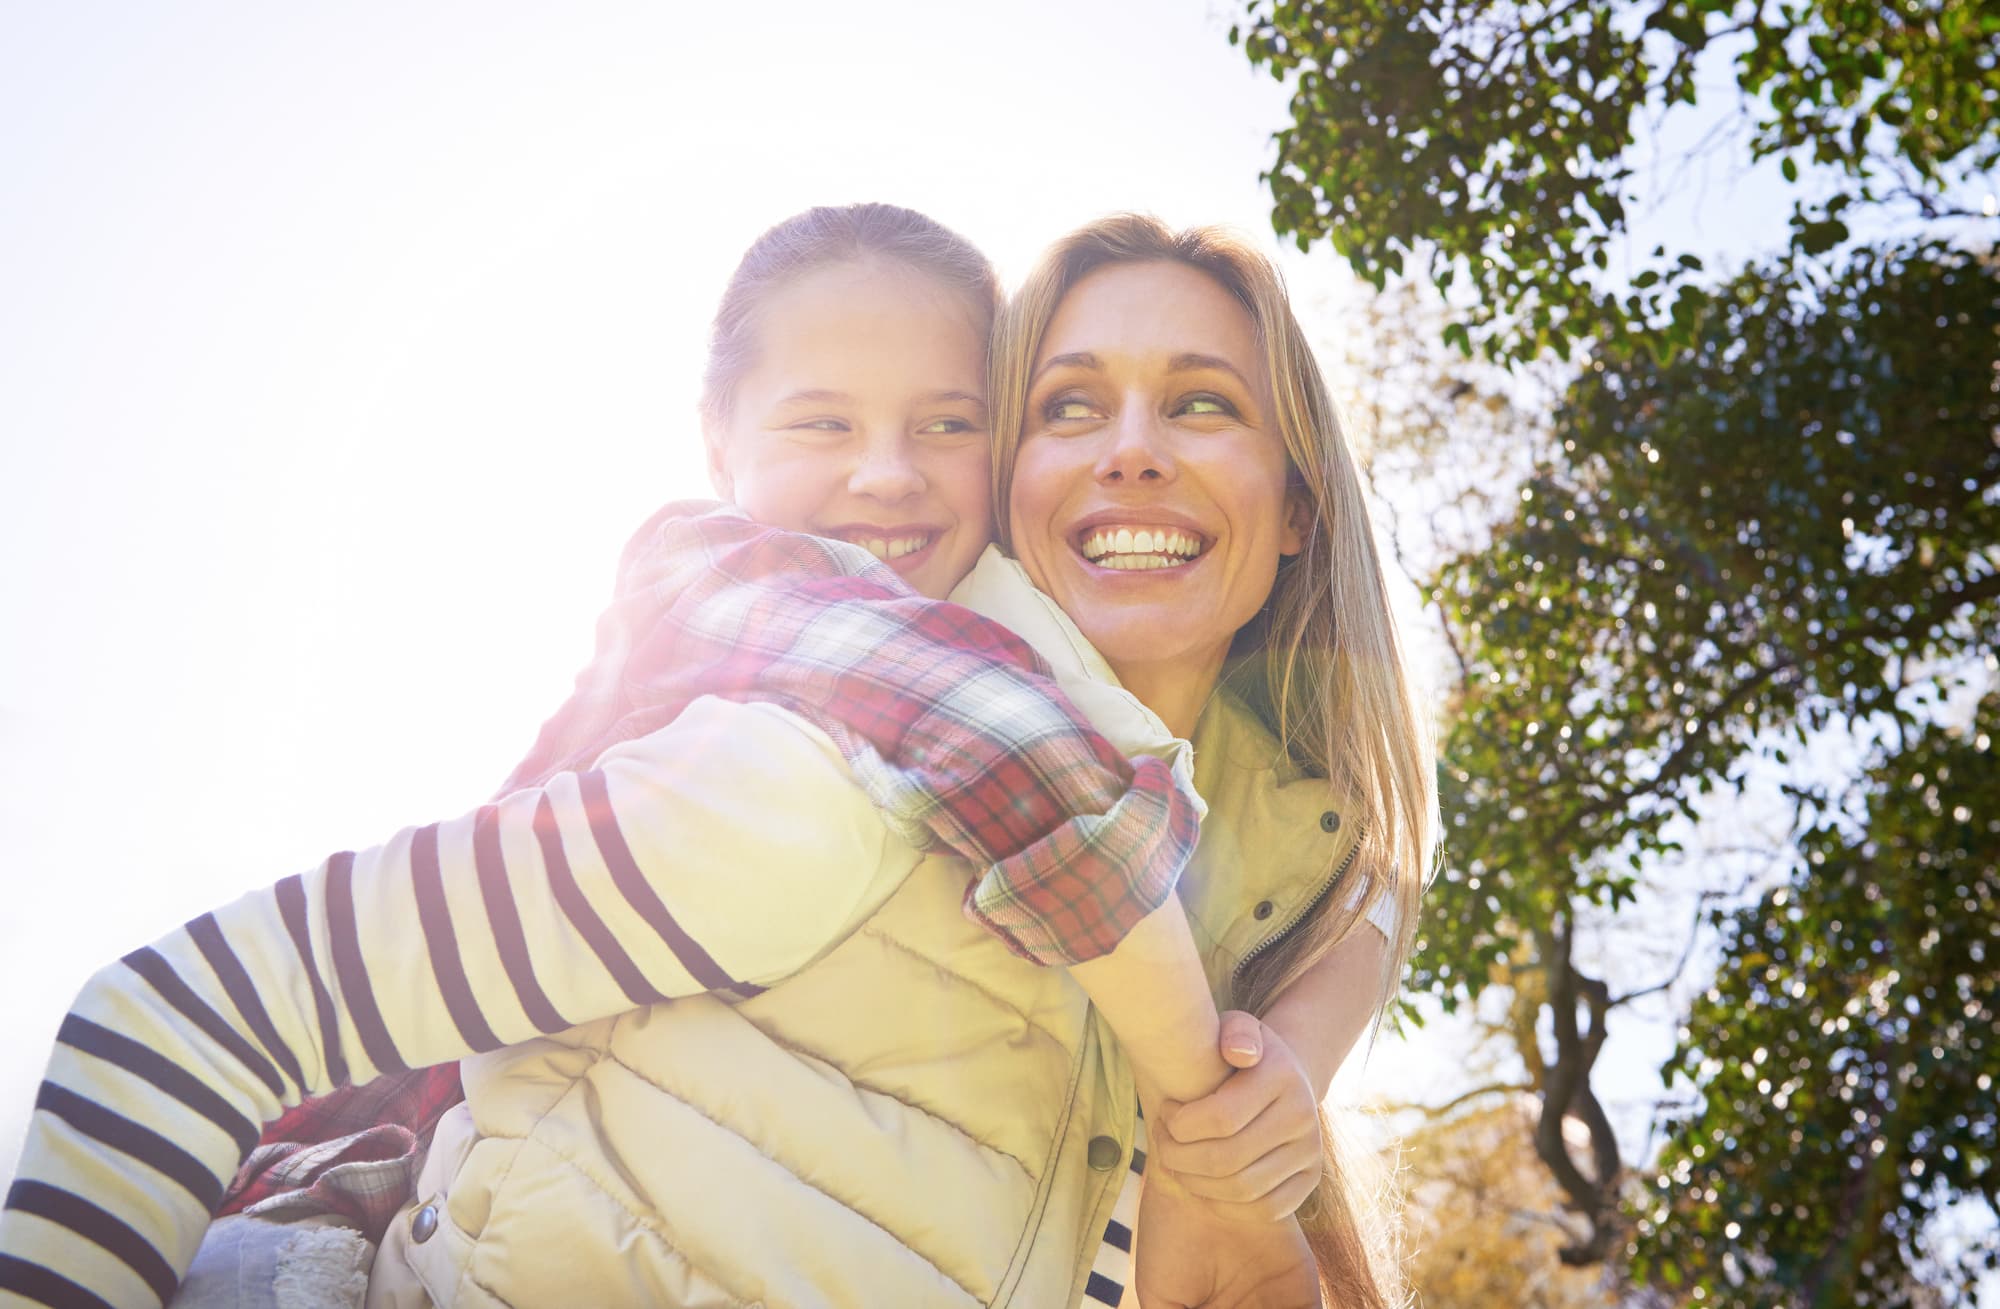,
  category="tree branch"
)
[1399,1080,1538,1121]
